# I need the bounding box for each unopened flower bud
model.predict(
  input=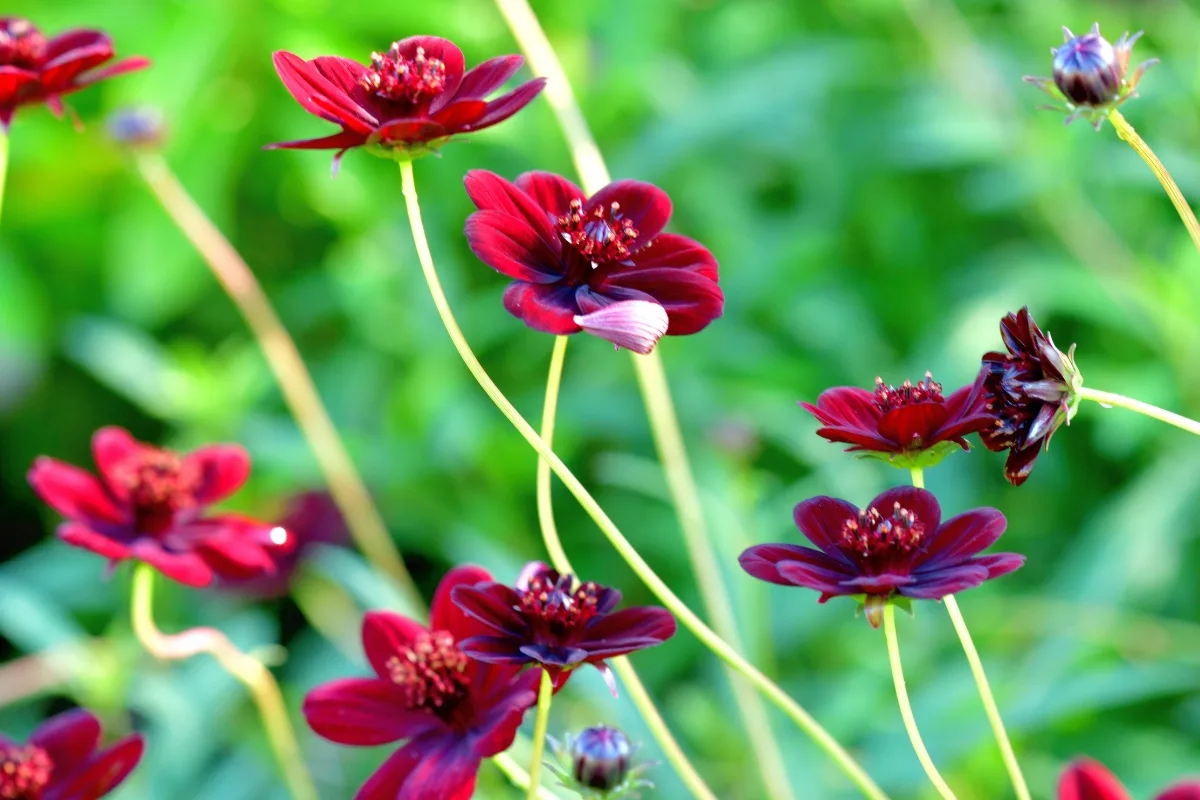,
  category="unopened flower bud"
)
[572,726,632,791]
[107,107,165,148]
